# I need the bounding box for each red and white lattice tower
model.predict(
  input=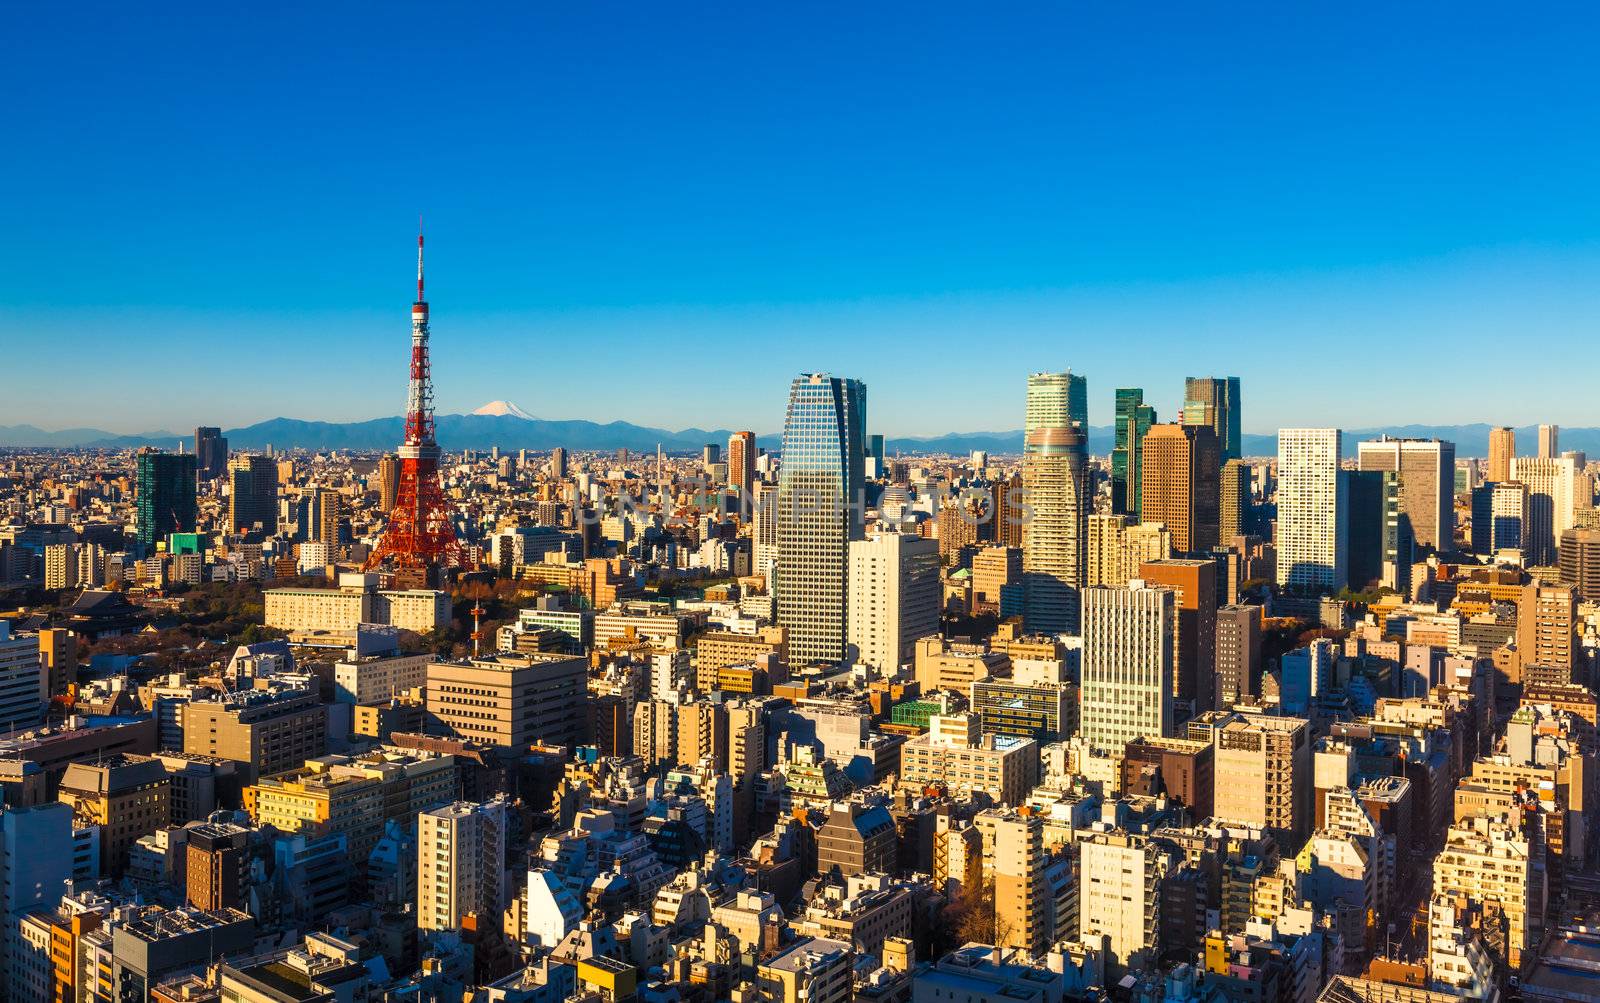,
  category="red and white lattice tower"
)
[368,226,461,574]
